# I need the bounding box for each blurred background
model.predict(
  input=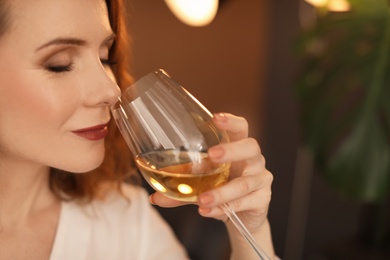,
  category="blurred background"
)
[126,0,390,259]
